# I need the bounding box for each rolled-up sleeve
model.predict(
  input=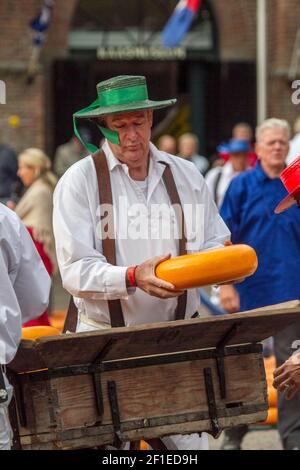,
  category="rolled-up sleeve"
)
[0,249,22,364]
[53,173,129,300]
[0,222,50,363]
